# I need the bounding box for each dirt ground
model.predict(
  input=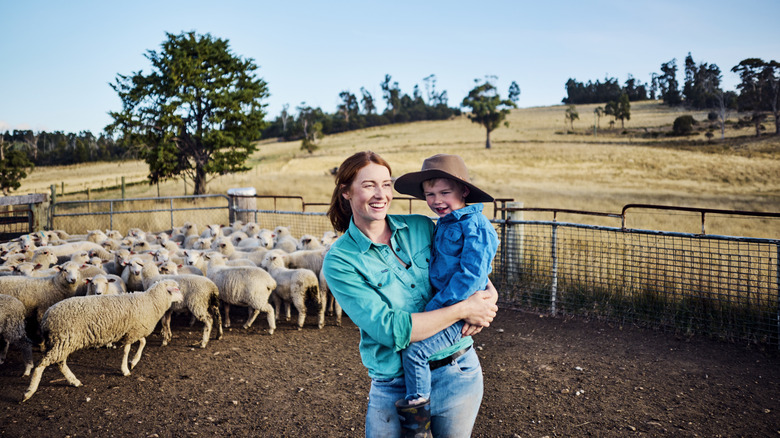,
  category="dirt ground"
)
[1,306,779,437]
